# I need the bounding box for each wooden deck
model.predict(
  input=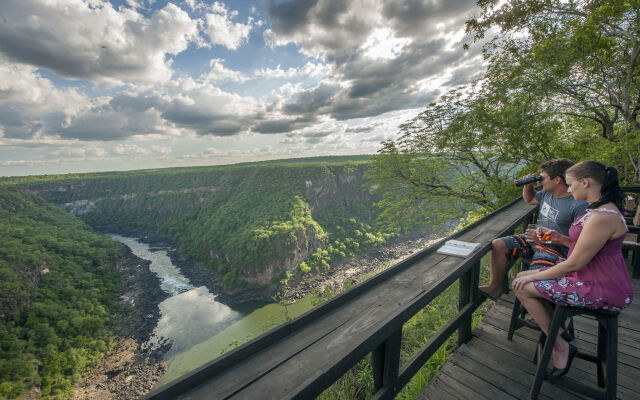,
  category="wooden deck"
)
[419,279,640,400]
